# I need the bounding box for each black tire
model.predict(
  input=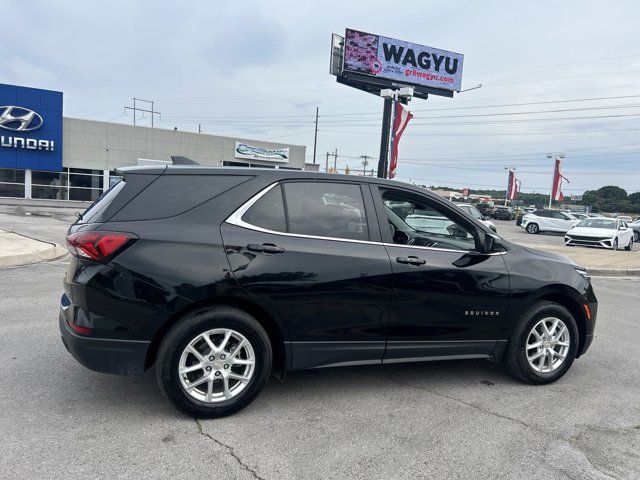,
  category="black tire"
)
[612,239,618,251]
[526,223,539,234]
[505,302,579,385]
[633,231,639,243]
[156,306,272,418]
[625,237,633,251]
